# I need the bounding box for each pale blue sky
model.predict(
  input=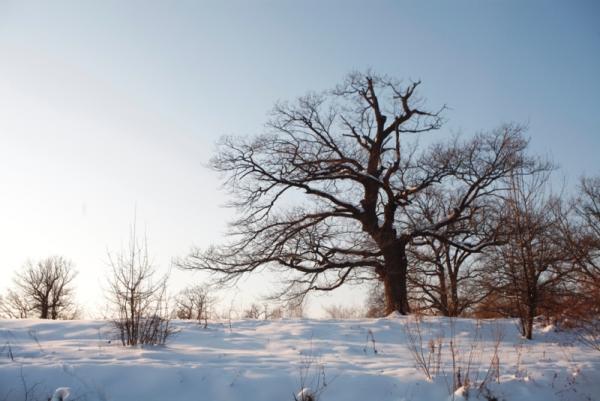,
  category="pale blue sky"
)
[1,1,598,316]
